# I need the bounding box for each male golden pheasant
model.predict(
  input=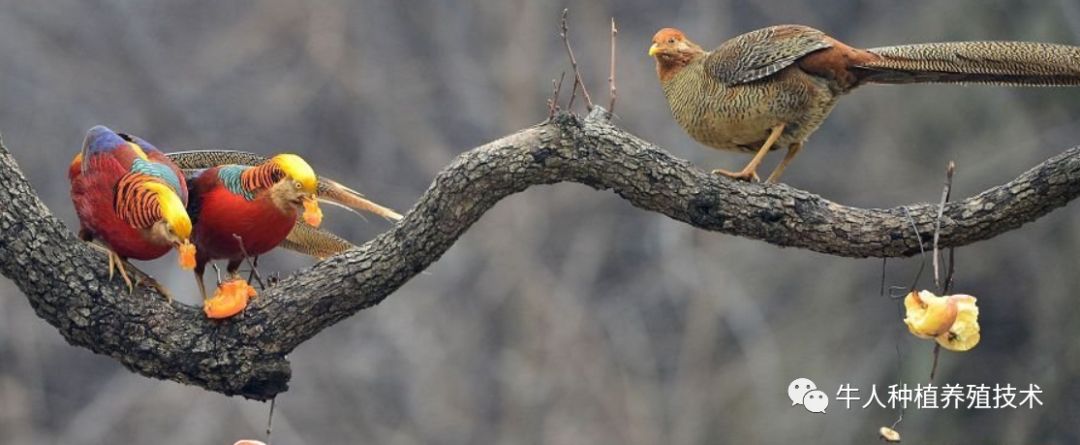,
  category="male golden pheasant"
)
[185,151,401,319]
[649,25,1080,182]
[69,126,196,292]
[186,154,324,318]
